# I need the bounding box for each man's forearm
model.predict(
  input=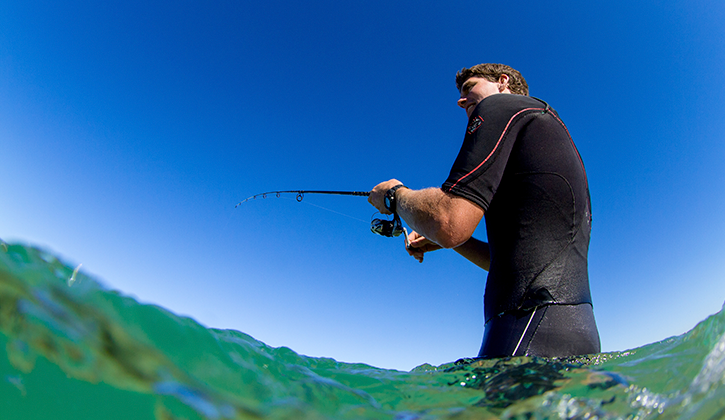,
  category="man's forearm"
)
[453,237,490,271]
[396,187,482,249]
